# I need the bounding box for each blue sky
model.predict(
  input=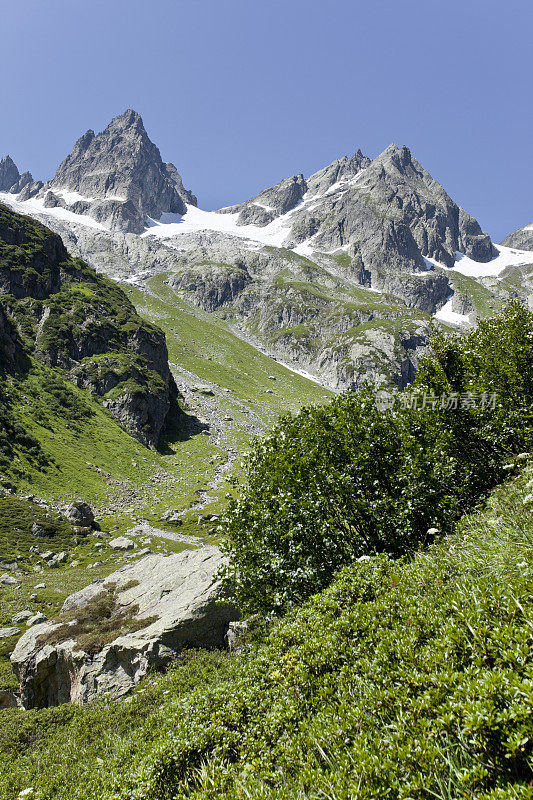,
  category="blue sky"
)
[1,0,531,240]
